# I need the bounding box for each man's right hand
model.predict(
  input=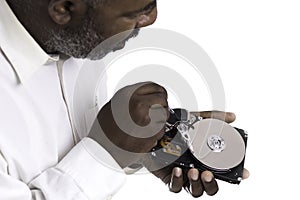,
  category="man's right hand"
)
[88,82,169,168]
